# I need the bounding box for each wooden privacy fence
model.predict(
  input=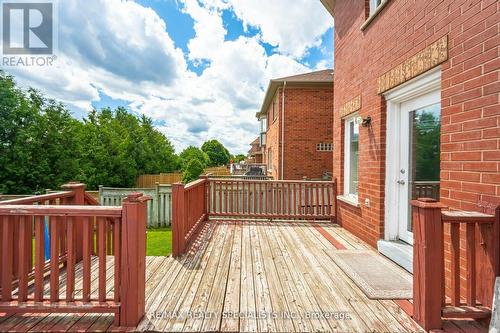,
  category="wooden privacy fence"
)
[135,173,182,188]
[136,167,230,188]
[172,177,337,256]
[0,183,150,327]
[99,184,172,227]
[411,198,499,331]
